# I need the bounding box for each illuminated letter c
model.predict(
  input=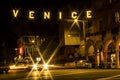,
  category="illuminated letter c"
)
[72,12,77,19]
